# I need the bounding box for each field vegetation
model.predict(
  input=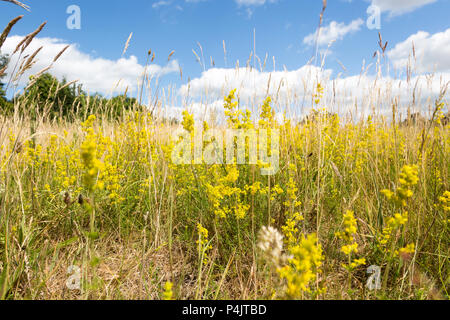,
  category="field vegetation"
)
[0,2,448,300]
